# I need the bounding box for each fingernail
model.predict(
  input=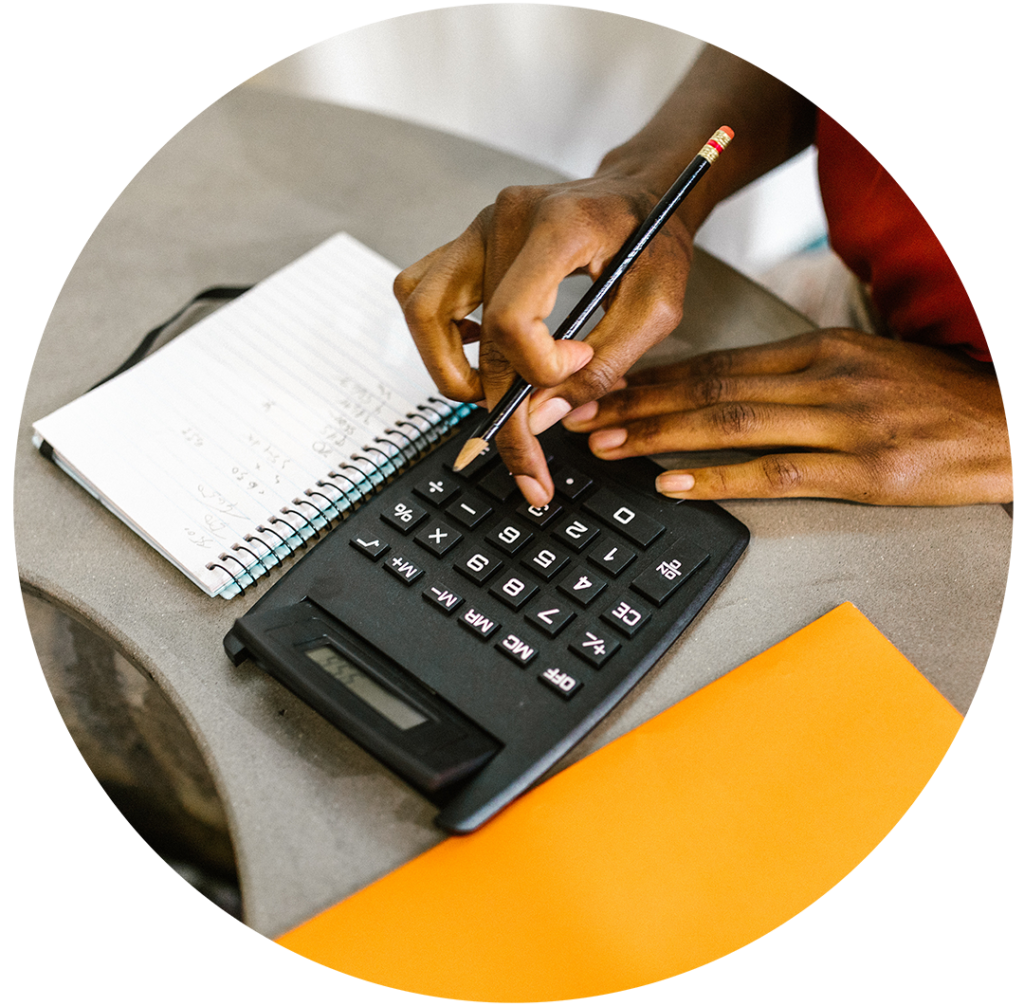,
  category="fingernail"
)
[515,474,551,508]
[656,473,695,494]
[590,428,628,454]
[528,397,572,435]
[562,400,598,429]
[611,377,628,390]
